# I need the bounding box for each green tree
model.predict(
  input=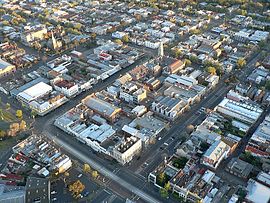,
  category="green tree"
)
[92,170,99,179]
[83,164,91,173]
[184,59,192,66]
[114,39,122,45]
[173,48,182,58]
[122,35,129,43]
[31,110,38,119]
[157,172,166,185]
[206,66,216,75]
[237,58,246,69]
[160,188,168,198]
[0,130,6,138]
[16,110,23,119]
[164,182,171,191]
